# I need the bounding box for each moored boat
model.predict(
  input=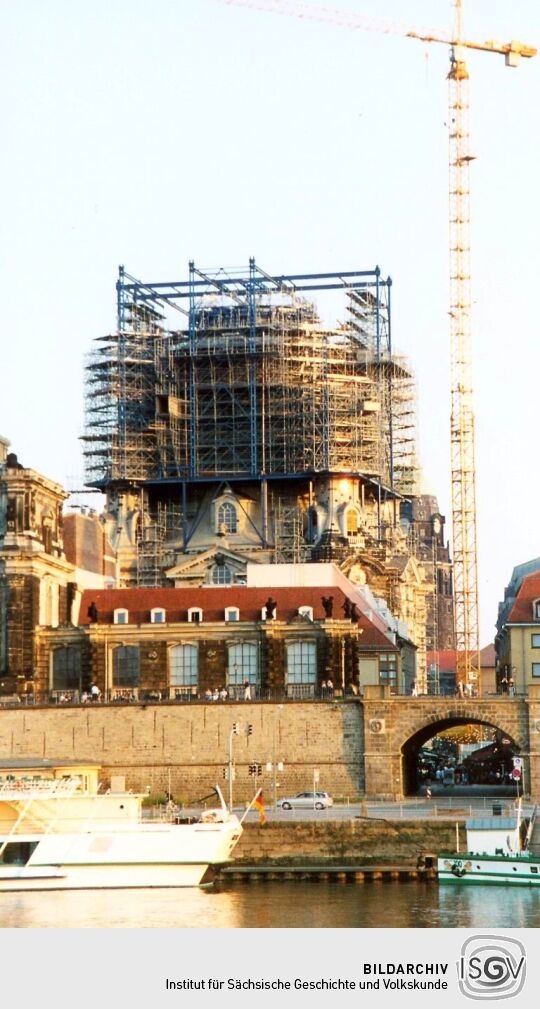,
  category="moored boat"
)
[438,802,540,886]
[0,776,244,891]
